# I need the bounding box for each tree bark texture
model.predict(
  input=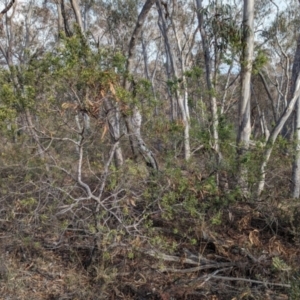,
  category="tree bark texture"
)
[70,0,84,33]
[60,0,72,37]
[0,0,15,18]
[291,31,300,198]
[103,97,124,168]
[236,0,255,194]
